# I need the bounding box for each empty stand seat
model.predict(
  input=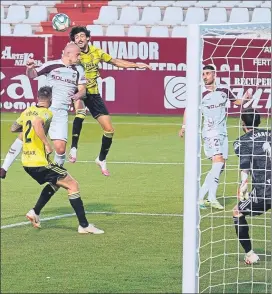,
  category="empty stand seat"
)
[195,1,218,7]
[183,7,205,24]
[23,5,48,23]
[127,25,147,37]
[86,25,104,36]
[149,26,169,37]
[229,8,249,23]
[172,26,187,37]
[93,6,119,25]
[173,1,197,7]
[114,6,140,25]
[251,8,271,22]
[205,8,227,24]
[1,23,12,35]
[130,1,153,7]
[137,7,161,25]
[106,25,125,36]
[151,1,175,7]
[157,7,183,26]
[13,24,32,36]
[1,5,26,23]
